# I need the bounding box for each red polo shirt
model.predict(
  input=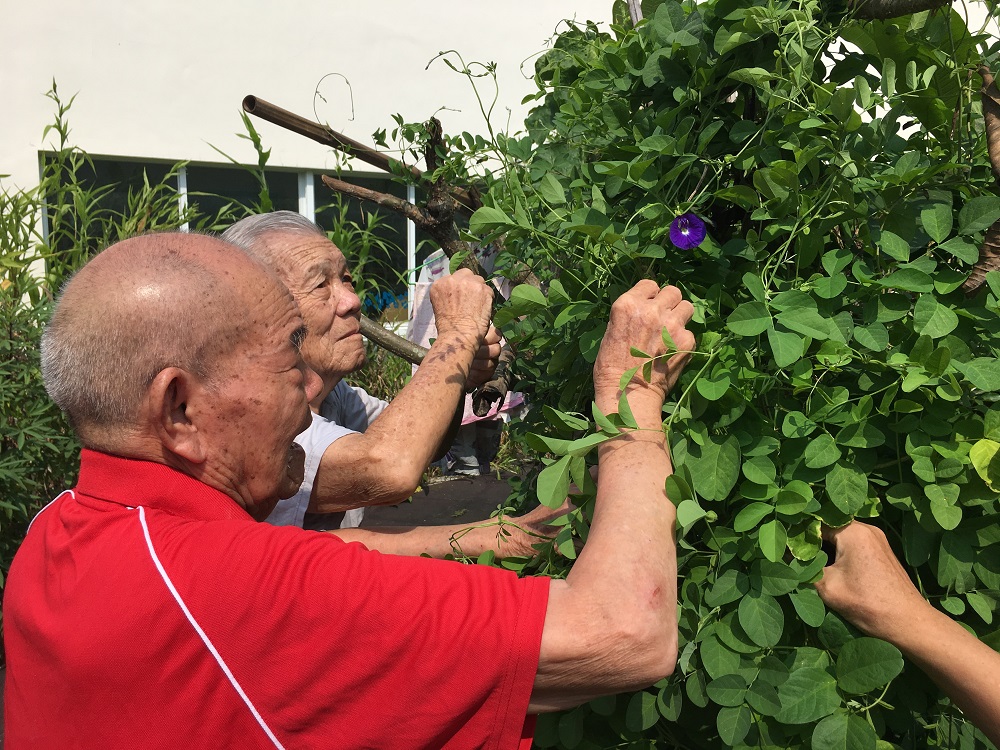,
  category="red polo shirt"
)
[4,450,549,749]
